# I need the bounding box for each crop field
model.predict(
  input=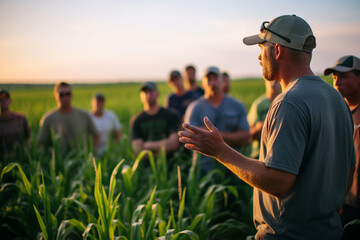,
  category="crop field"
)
[0,76,332,240]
